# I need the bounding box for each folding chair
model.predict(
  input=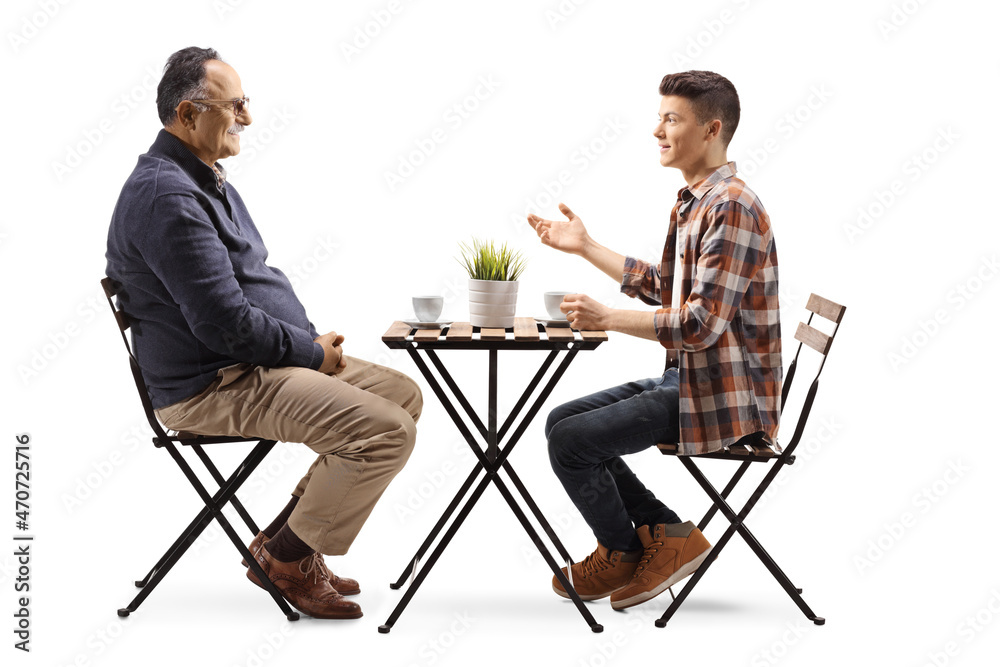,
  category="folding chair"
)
[654,293,846,628]
[100,277,300,621]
